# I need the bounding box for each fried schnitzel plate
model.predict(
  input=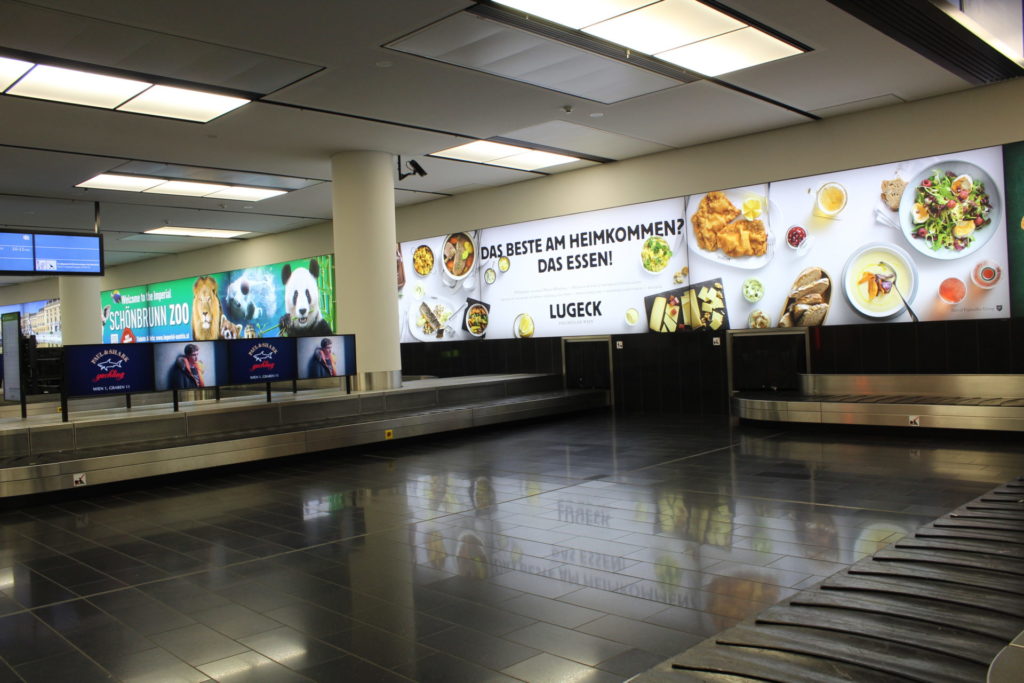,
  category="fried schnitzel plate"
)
[686,187,777,270]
